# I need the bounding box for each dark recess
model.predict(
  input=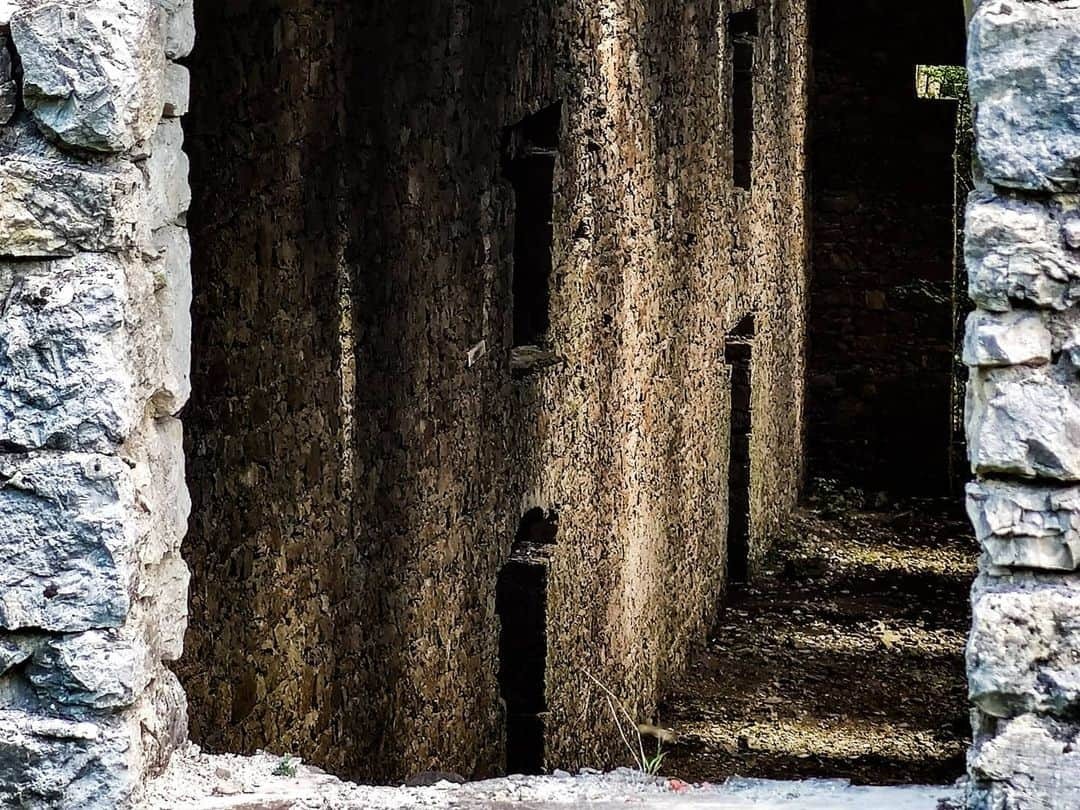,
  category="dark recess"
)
[504,103,561,348]
[730,10,757,190]
[725,314,755,584]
